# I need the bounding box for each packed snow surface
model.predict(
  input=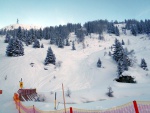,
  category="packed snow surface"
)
[0,24,150,112]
